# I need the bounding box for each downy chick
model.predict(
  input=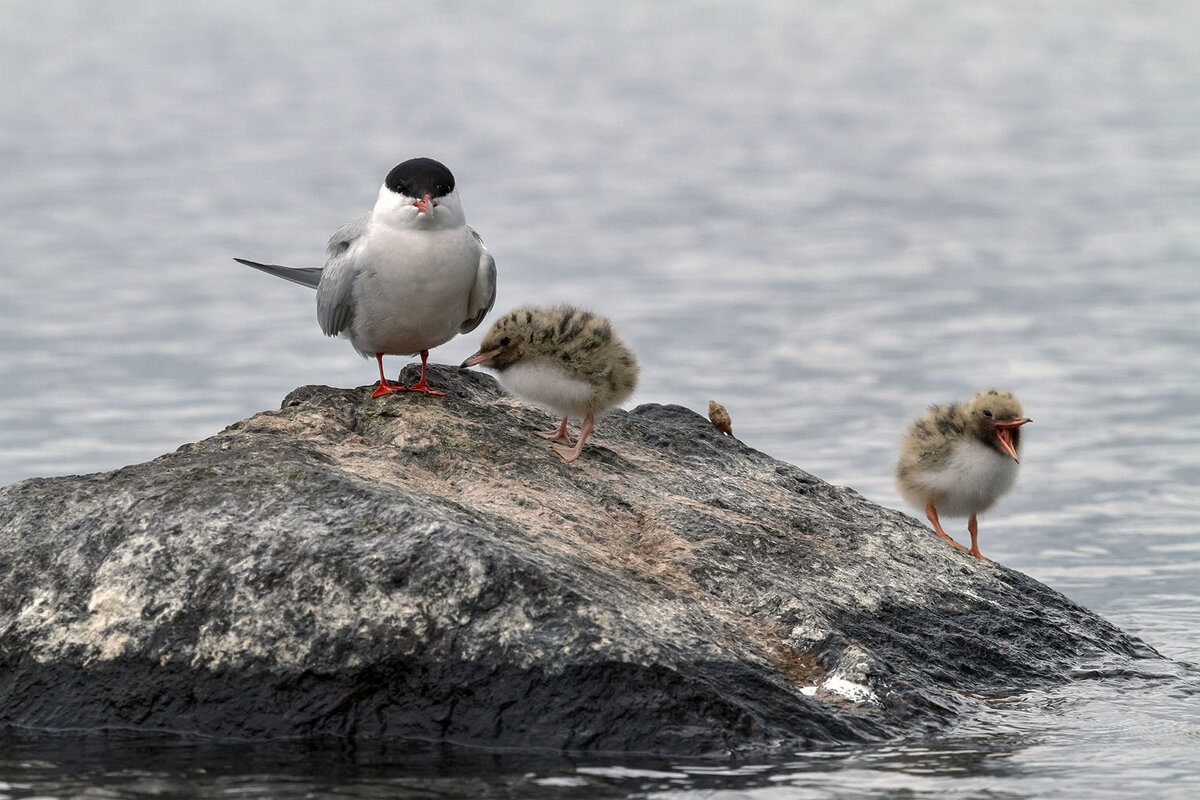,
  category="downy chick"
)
[896,390,1031,560]
[462,306,639,464]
